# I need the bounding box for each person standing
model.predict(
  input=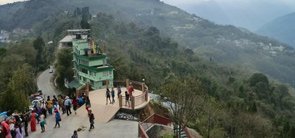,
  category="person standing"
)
[72,97,78,115]
[117,86,122,98]
[125,91,130,107]
[21,112,29,137]
[40,114,46,133]
[88,110,95,131]
[30,111,37,132]
[71,130,78,138]
[58,96,65,114]
[105,88,111,105]
[85,96,91,112]
[54,109,61,128]
[1,121,12,138]
[14,123,23,138]
[127,83,134,97]
[41,106,47,119]
[64,96,72,116]
[45,96,53,115]
[111,88,115,104]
